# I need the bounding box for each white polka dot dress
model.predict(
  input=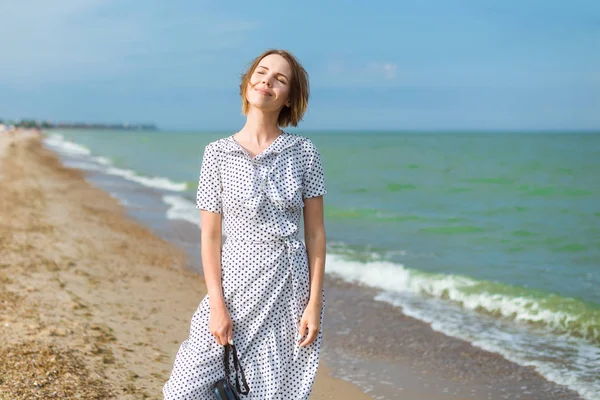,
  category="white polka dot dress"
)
[163,131,328,399]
